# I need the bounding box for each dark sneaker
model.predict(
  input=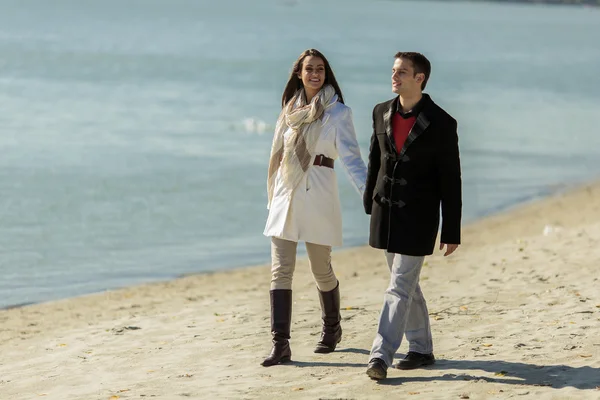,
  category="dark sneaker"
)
[366,358,388,380]
[395,352,435,370]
